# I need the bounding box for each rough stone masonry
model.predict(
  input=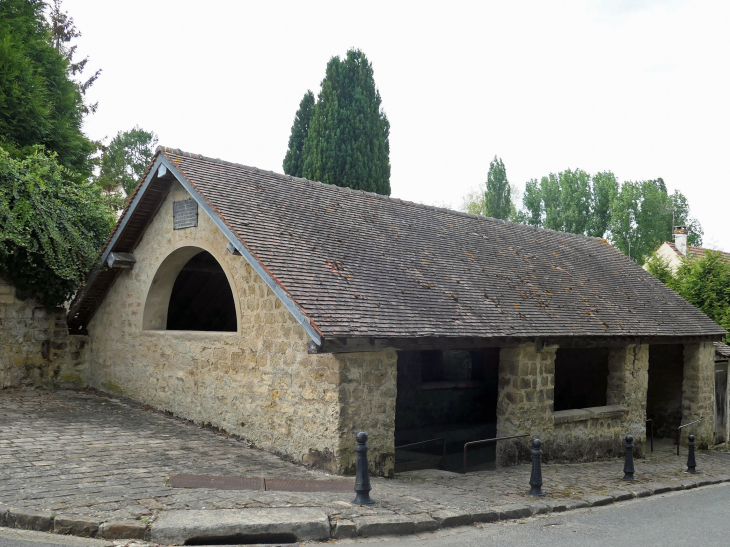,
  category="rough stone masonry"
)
[0,175,723,477]
[0,277,87,389]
